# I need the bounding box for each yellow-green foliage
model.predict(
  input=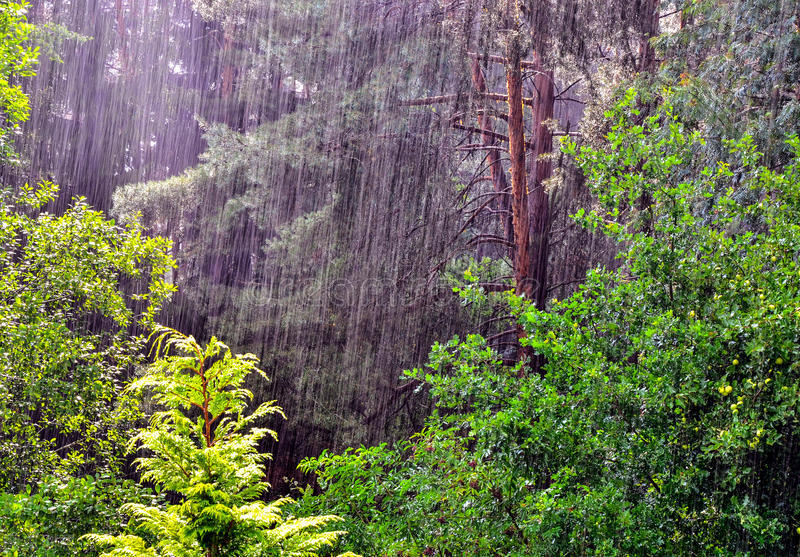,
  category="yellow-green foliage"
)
[84,327,357,557]
[0,1,37,163]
